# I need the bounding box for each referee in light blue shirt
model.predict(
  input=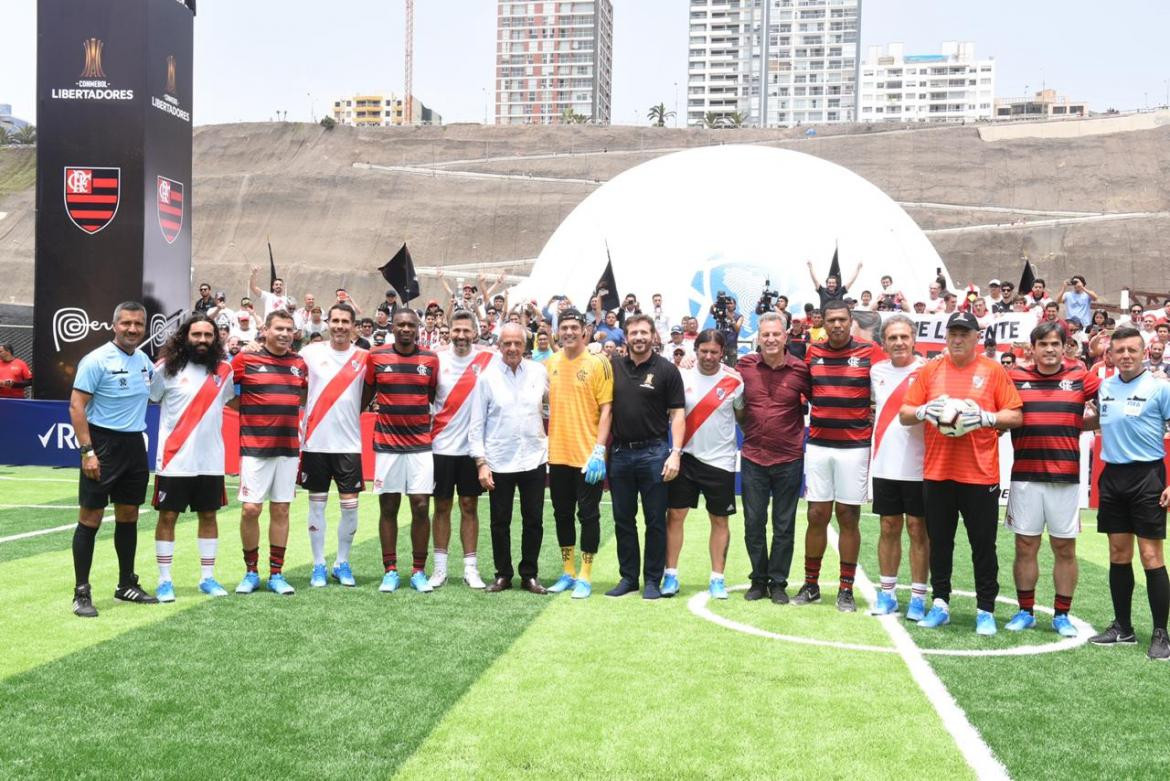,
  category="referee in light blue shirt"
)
[1090,325,1170,659]
[68,301,159,617]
